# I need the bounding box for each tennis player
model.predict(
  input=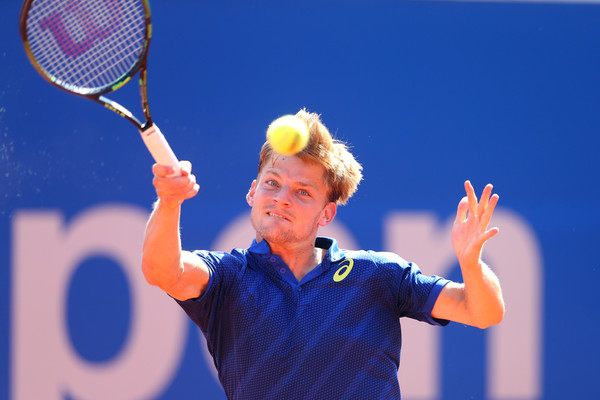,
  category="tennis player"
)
[142,109,504,399]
